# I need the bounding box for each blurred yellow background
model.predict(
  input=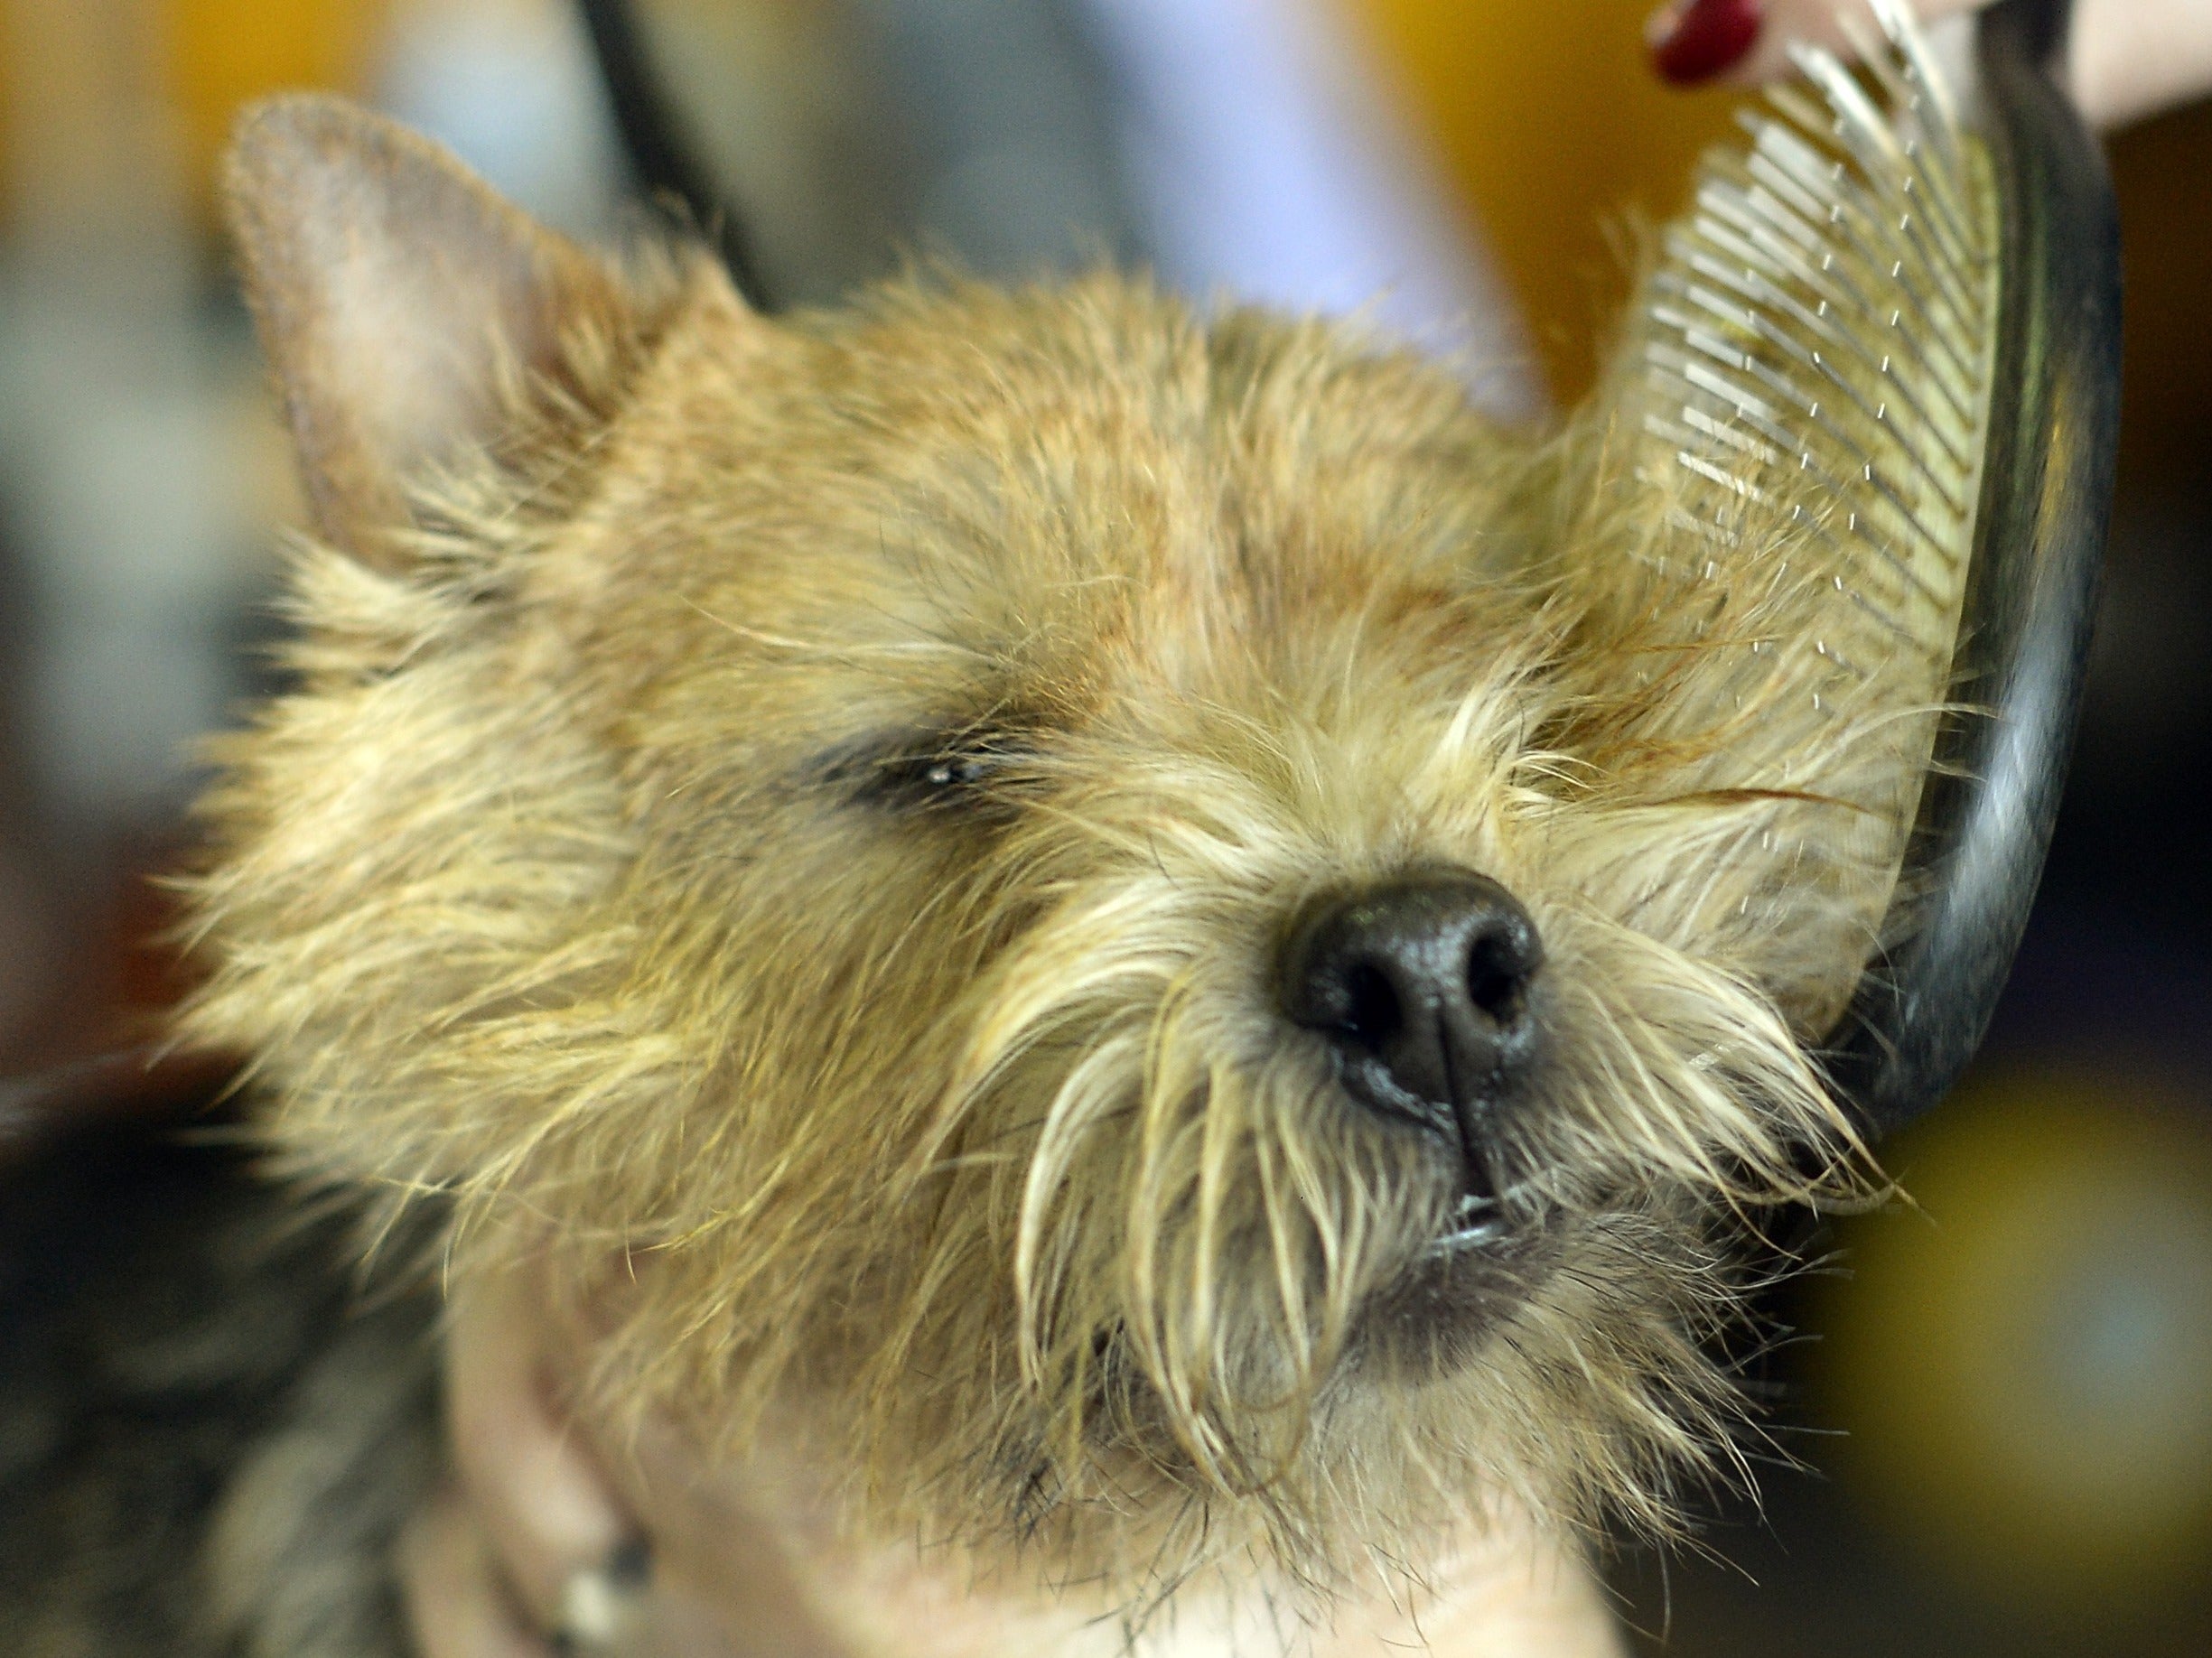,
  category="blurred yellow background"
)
[1355,0,1741,399]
